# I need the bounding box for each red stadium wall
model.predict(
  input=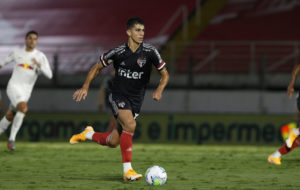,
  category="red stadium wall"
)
[0,0,196,44]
